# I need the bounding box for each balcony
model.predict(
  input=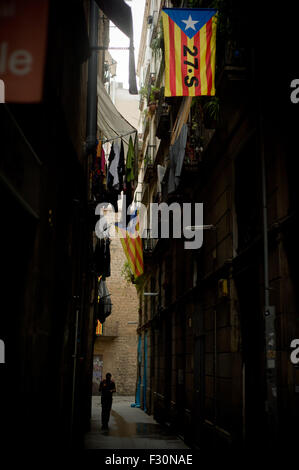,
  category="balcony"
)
[141,182,148,205]
[149,9,159,47]
[134,191,142,204]
[217,40,248,84]
[0,105,41,218]
[99,321,119,339]
[143,229,158,256]
[142,113,150,137]
[144,144,156,183]
[155,87,170,139]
